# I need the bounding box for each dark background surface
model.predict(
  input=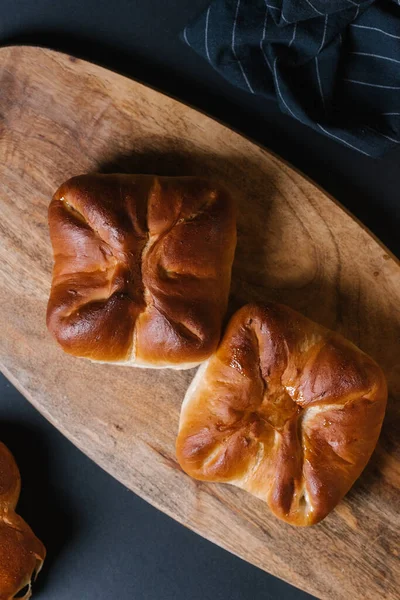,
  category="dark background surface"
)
[0,1,398,599]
